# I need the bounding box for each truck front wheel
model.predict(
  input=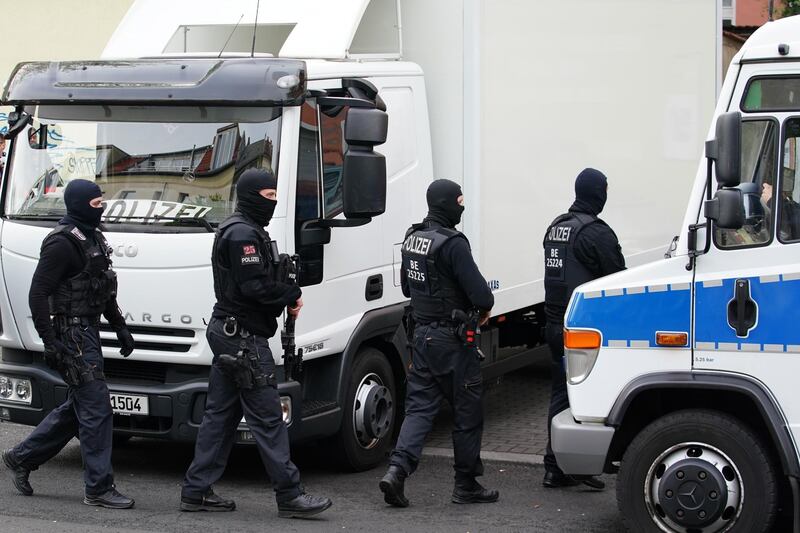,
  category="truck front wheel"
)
[334,347,396,471]
[617,409,778,533]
